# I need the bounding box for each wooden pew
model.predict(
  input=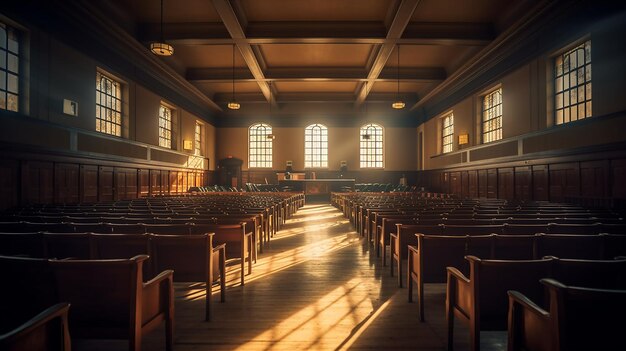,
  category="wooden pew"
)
[535,233,605,259]
[446,256,553,351]
[150,233,225,321]
[0,232,45,257]
[50,255,174,351]
[0,254,173,351]
[408,234,468,322]
[0,303,71,351]
[390,224,442,287]
[190,222,253,286]
[508,279,626,351]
